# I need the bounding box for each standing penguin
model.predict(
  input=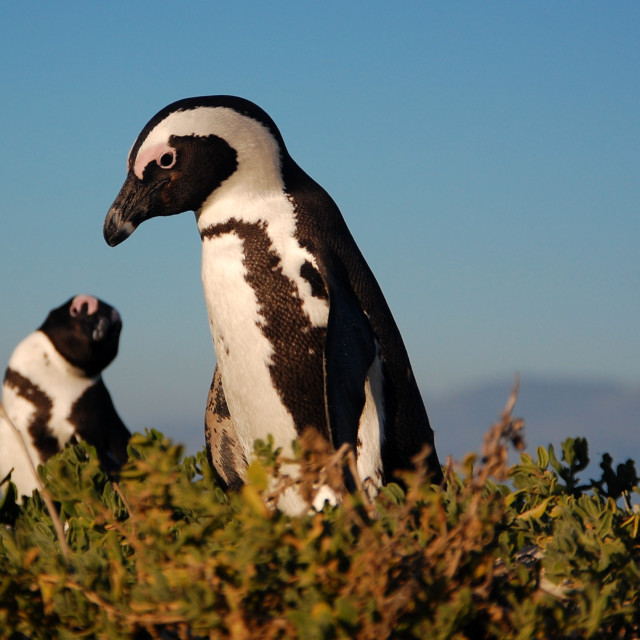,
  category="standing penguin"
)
[0,295,130,497]
[103,96,442,508]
